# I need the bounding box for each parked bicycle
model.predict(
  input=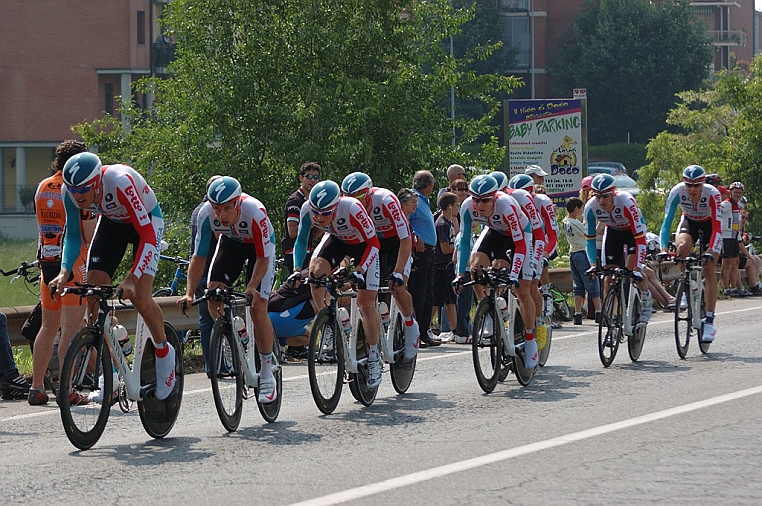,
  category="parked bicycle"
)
[593,267,647,367]
[58,284,184,450]
[190,286,282,431]
[548,283,573,323]
[463,266,538,392]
